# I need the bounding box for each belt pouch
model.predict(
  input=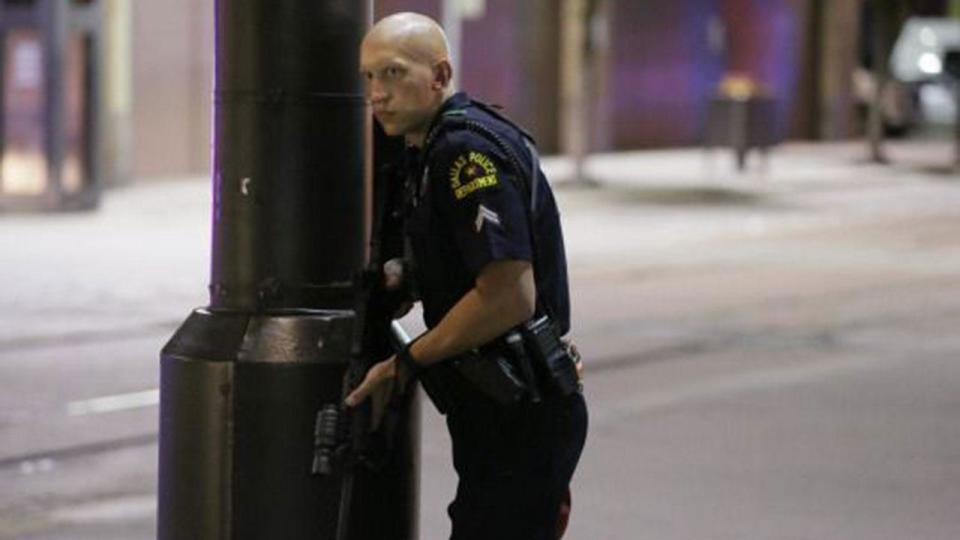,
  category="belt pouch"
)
[454,350,527,405]
[522,317,580,397]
